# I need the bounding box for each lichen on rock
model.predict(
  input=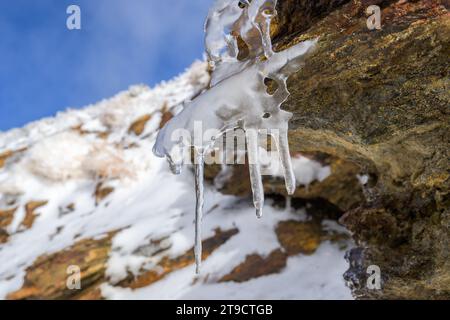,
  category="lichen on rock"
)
[271,0,449,299]
[206,0,449,299]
